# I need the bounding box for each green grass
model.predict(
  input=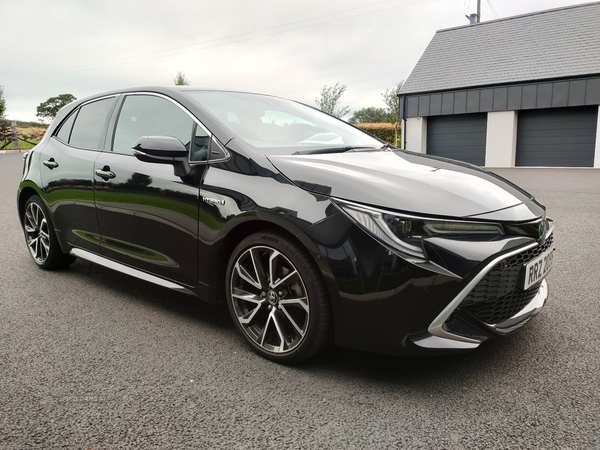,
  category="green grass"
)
[3,140,37,150]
